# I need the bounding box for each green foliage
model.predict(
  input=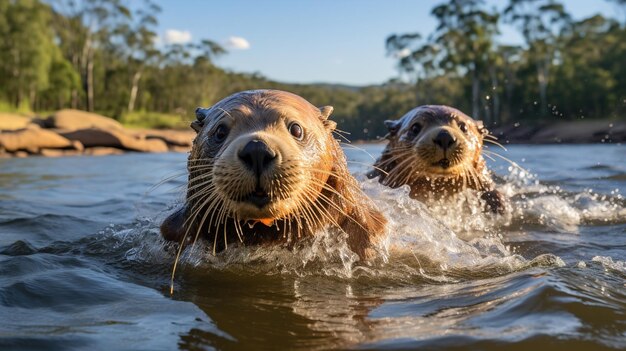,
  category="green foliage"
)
[120,111,188,129]
[0,0,625,138]
[0,0,56,108]
[388,0,626,127]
